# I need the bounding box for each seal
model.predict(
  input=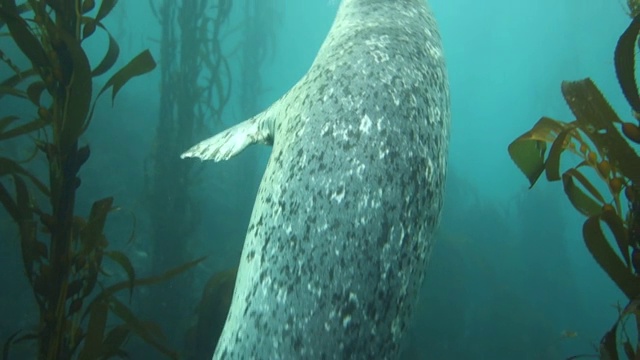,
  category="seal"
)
[181,0,450,358]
